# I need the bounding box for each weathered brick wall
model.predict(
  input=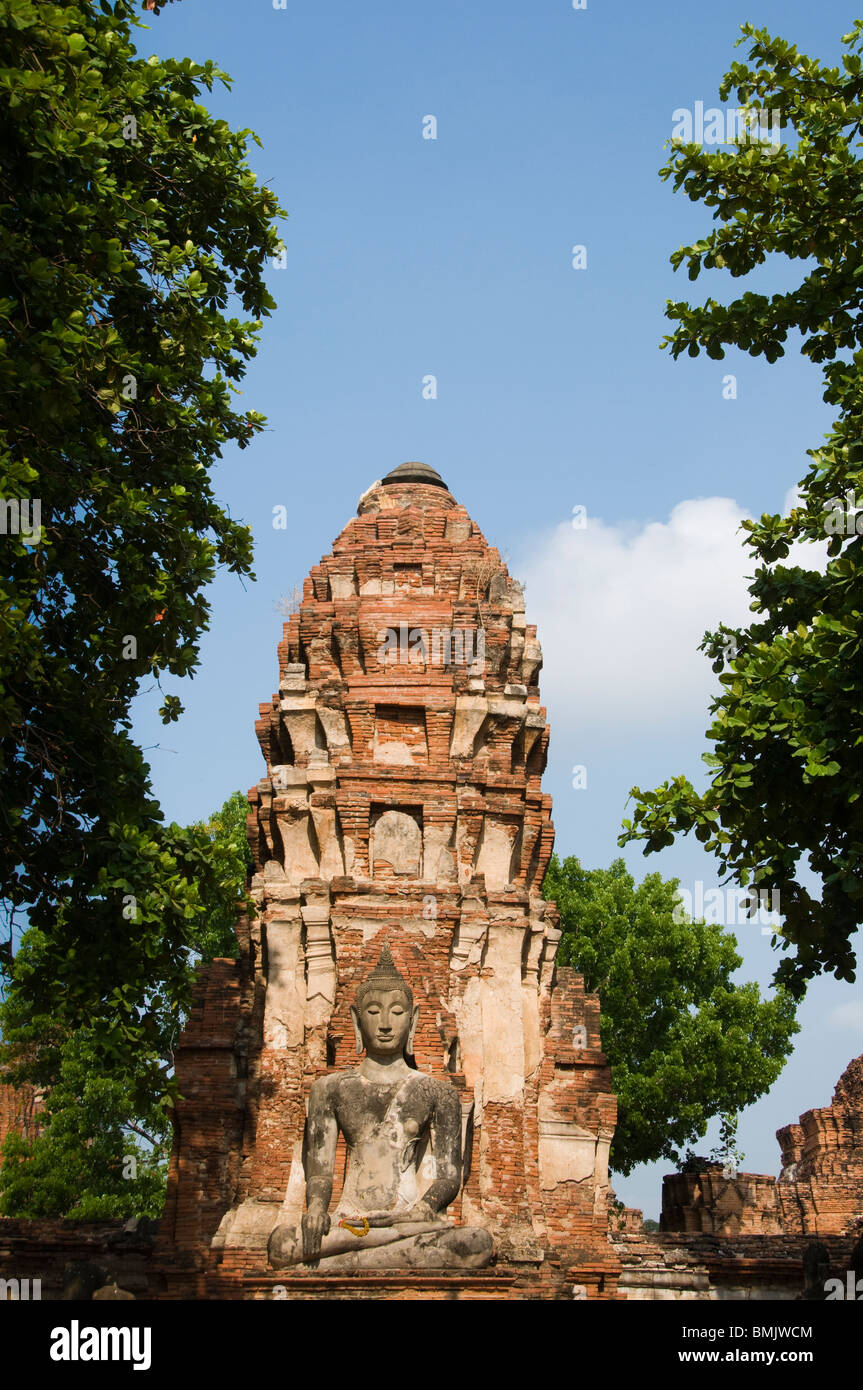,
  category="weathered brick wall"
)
[661,1170,784,1236]
[0,1219,156,1300]
[660,1054,863,1240]
[776,1054,863,1235]
[0,1079,43,1163]
[614,1231,858,1301]
[608,1195,644,1234]
[157,960,251,1258]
